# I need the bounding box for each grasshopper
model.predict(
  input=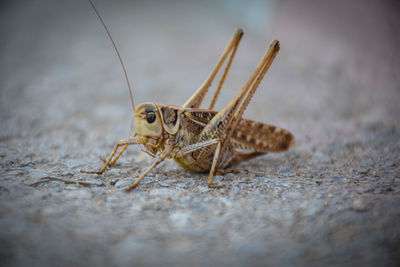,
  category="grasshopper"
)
[83,0,294,191]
